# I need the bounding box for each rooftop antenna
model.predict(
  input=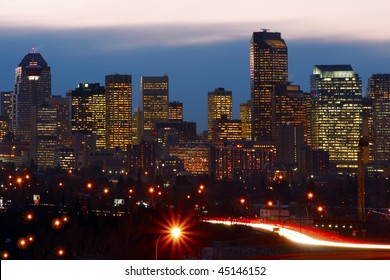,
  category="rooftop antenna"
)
[261,28,269,32]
